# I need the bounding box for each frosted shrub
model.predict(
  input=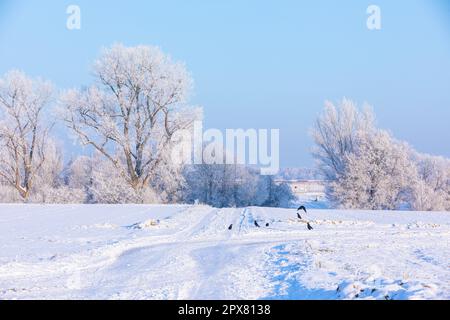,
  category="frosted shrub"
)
[88,159,160,204]
[30,186,86,204]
